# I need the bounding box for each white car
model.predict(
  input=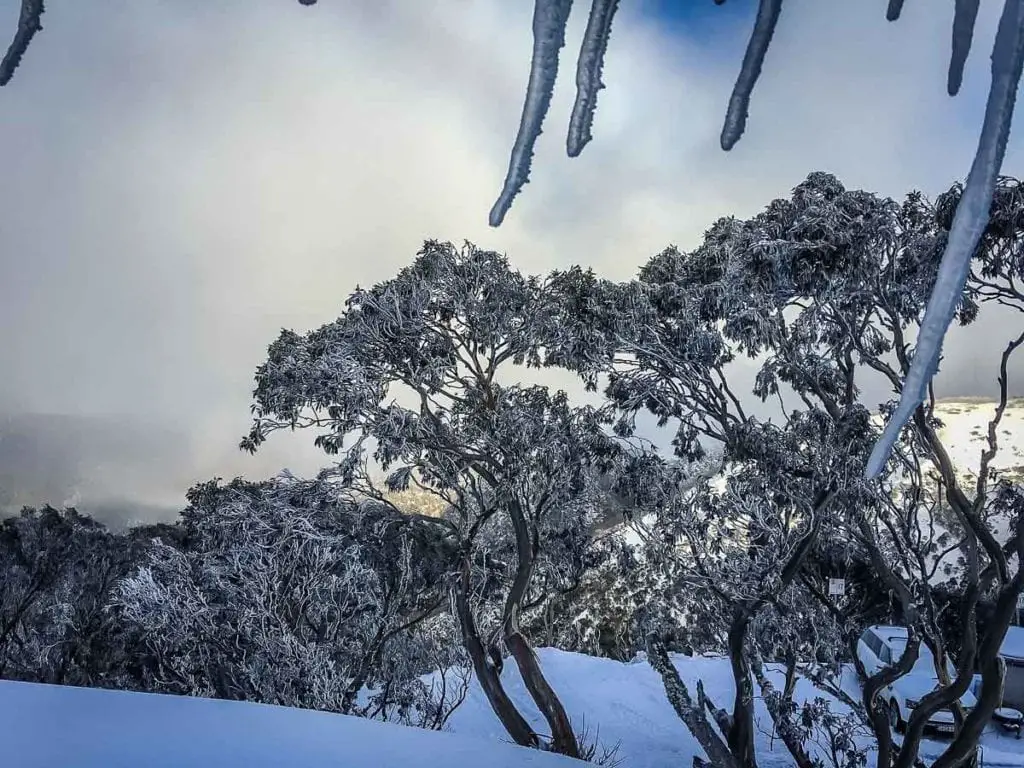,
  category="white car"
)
[856,625,977,736]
